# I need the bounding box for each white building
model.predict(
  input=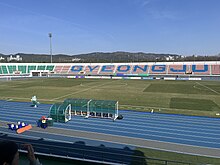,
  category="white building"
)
[72,58,81,62]
[165,56,175,61]
[7,55,22,62]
